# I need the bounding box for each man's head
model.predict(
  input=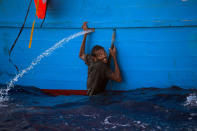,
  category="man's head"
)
[91,45,108,63]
